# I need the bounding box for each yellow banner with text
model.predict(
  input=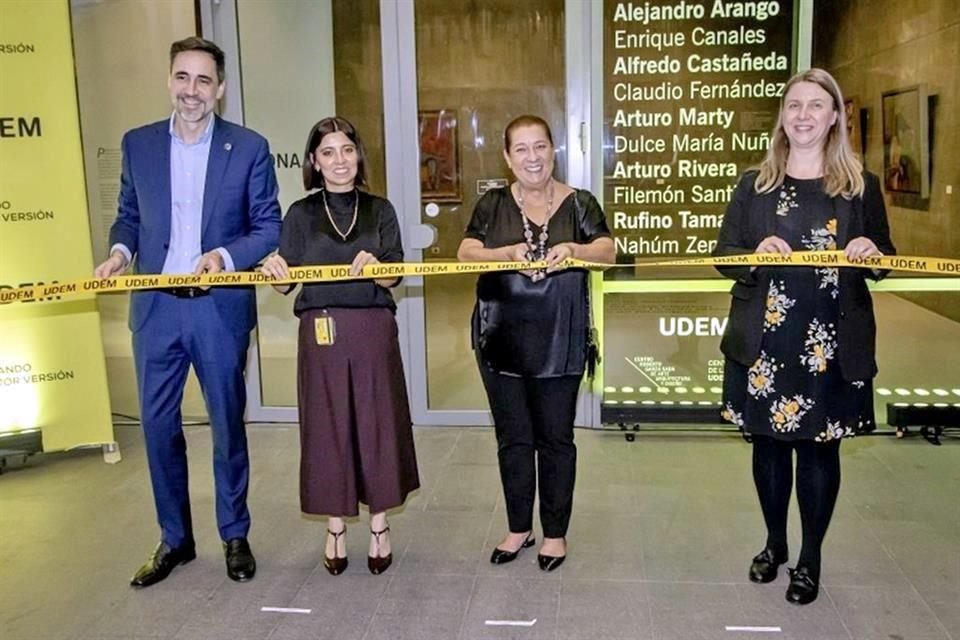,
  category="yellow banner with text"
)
[2,251,957,306]
[0,2,114,451]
